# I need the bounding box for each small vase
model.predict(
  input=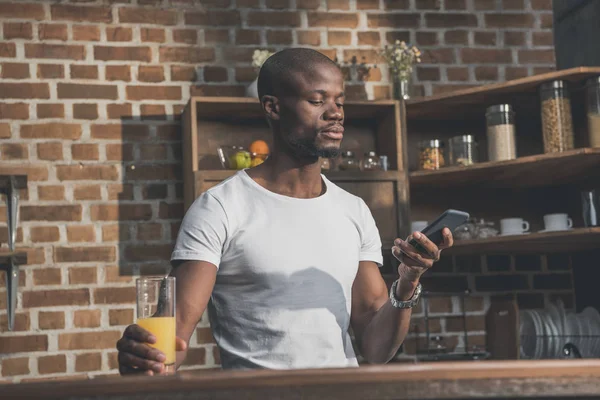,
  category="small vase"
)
[392,75,411,101]
[246,78,258,98]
